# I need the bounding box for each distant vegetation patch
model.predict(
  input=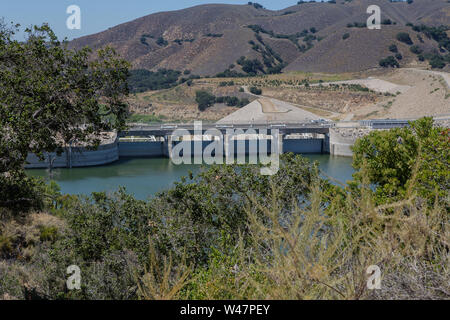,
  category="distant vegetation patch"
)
[342,84,373,92]
[195,90,216,111]
[128,69,181,93]
[419,53,448,69]
[346,22,367,28]
[249,34,286,73]
[216,46,286,77]
[219,81,235,87]
[249,86,262,95]
[379,56,400,68]
[215,69,248,78]
[246,24,318,53]
[195,90,250,111]
[128,113,165,123]
[410,45,423,54]
[412,23,450,50]
[156,36,168,47]
[140,34,153,46]
[381,19,396,25]
[389,44,398,53]
[216,96,250,107]
[407,24,450,69]
[173,38,195,45]
[237,56,265,75]
[128,69,202,93]
[224,24,320,77]
[204,33,223,38]
[396,32,413,45]
[247,2,264,9]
